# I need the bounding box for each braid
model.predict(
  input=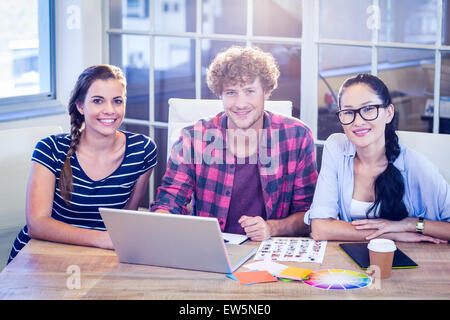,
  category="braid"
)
[384,124,401,163]
[369,112,408,220]
[58,106,83,205]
